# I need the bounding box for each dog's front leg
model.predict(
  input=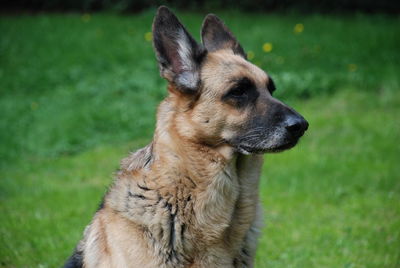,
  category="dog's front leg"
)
[231,154,264,268]
[233,202,263,268]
